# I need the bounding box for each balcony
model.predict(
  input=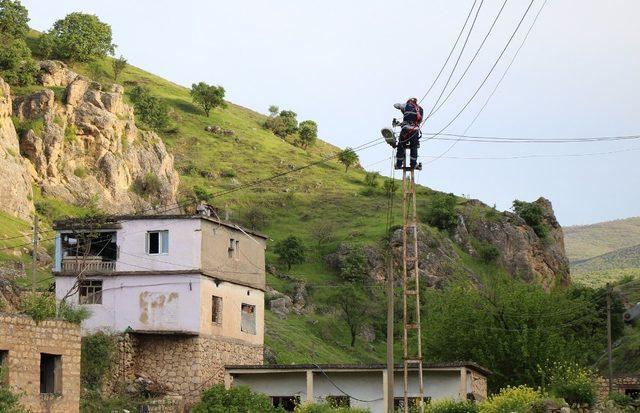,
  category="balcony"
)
[61,257,116,274]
